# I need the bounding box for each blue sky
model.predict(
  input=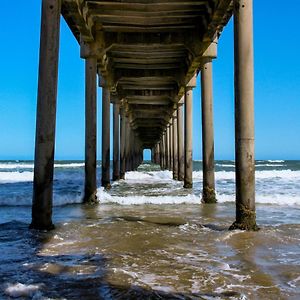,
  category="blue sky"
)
[0,1,300,160]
